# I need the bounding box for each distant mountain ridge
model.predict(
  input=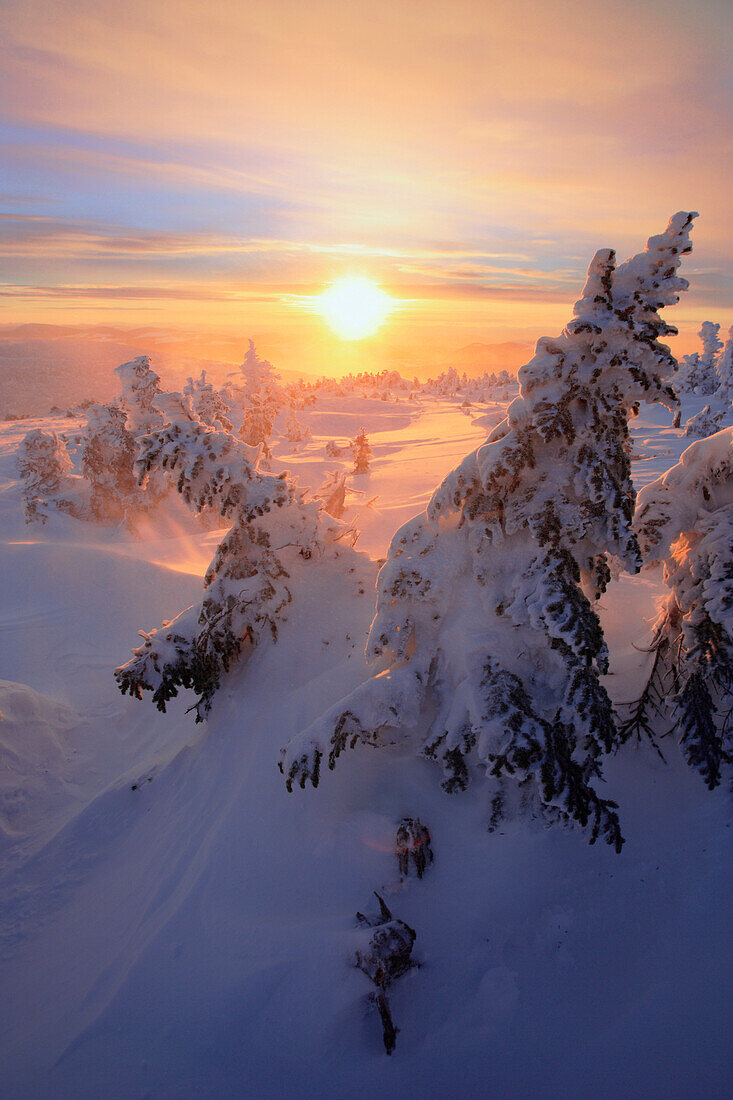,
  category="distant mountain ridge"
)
[0,326,531,415]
